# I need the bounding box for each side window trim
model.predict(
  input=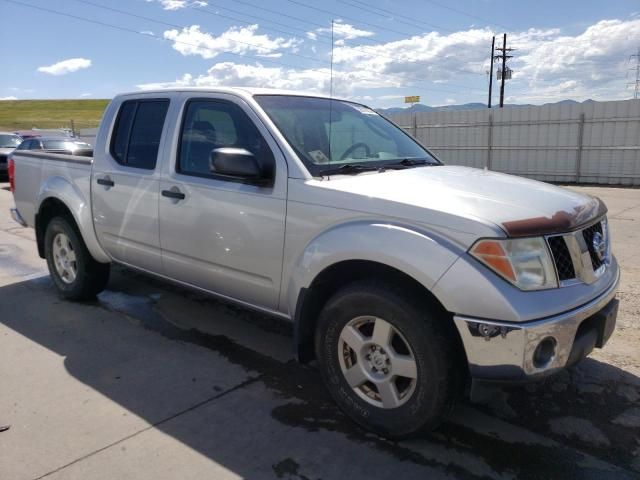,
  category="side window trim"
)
[121,101,139,167]
[109,98,168,171]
